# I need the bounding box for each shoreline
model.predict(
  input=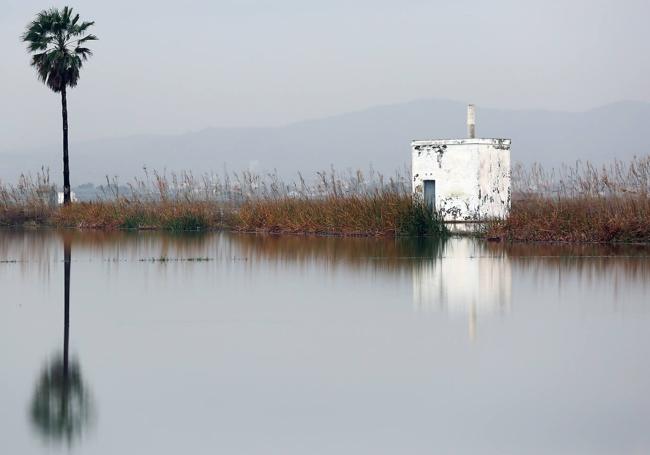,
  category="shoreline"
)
[2,222,650,246]
[2,193,649,244]
[0,195,447,238]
